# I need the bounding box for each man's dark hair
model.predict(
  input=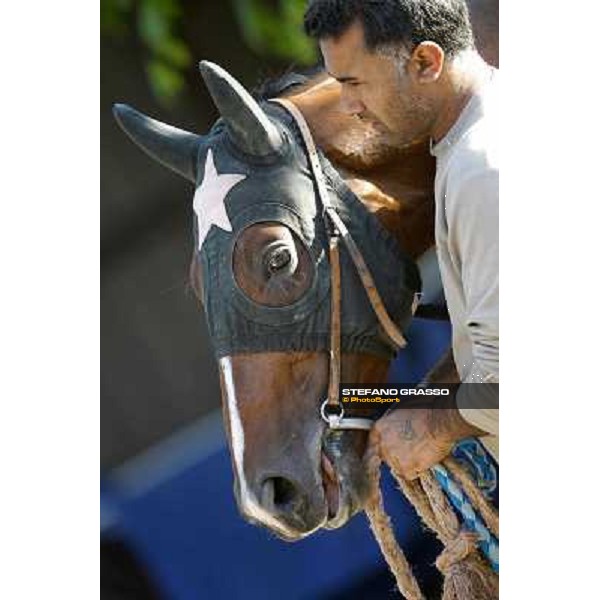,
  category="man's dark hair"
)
[304,0,474,58]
